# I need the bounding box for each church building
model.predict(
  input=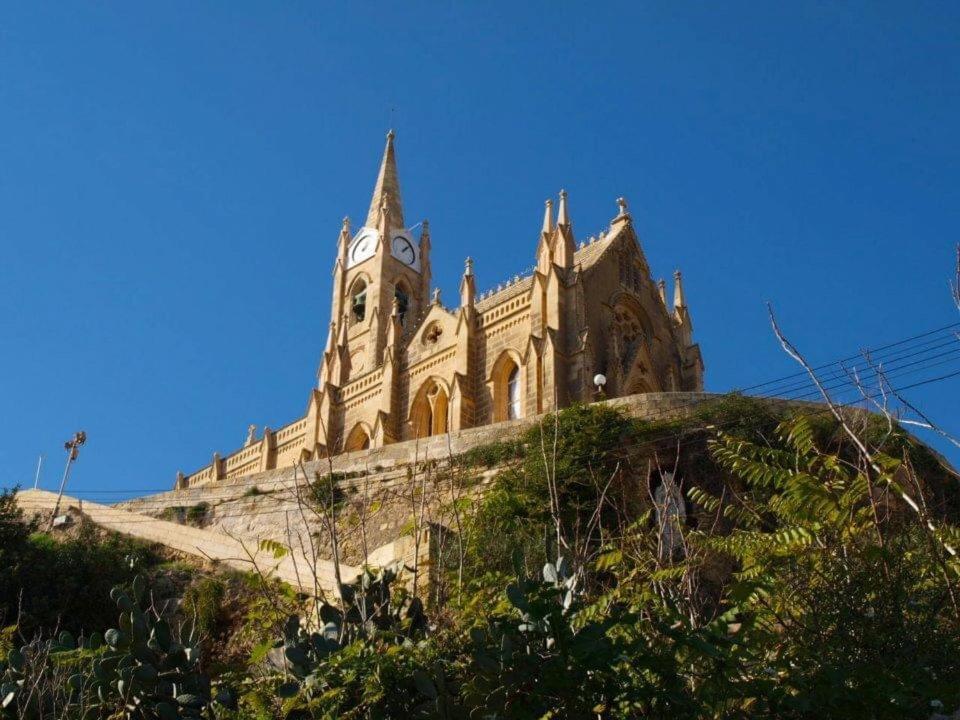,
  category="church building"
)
[178,132,703,488]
